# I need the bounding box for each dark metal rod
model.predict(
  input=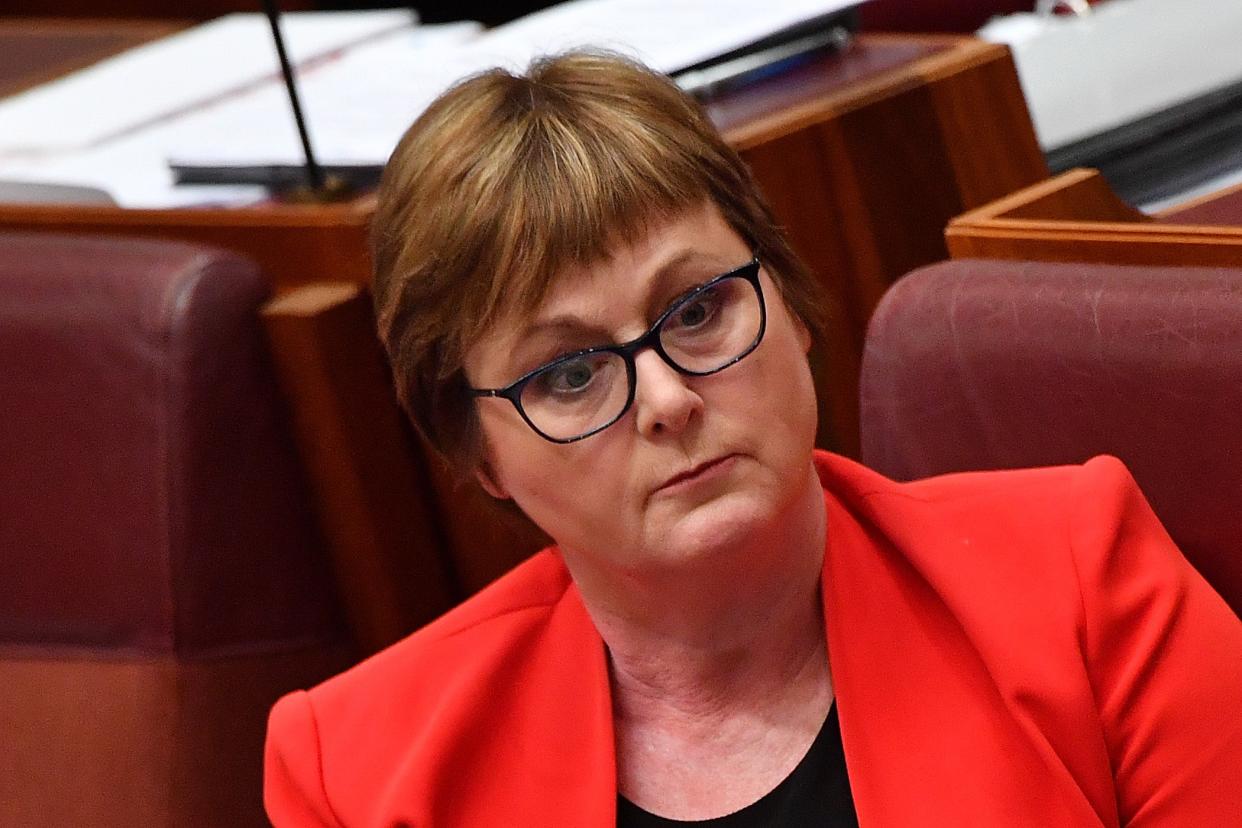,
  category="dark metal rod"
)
[261,0,325,191]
